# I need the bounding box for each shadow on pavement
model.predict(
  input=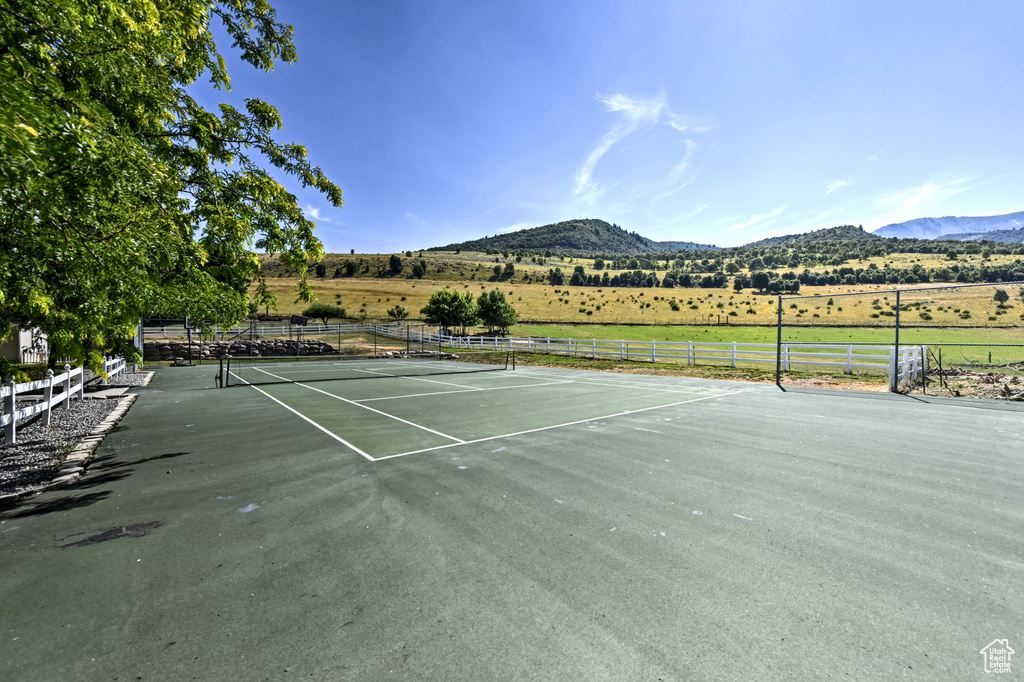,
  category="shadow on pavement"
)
[1,490,112,519]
